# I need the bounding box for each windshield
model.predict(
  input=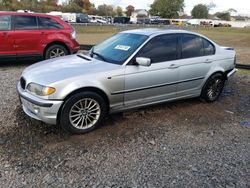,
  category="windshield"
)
[91,33,149,65]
